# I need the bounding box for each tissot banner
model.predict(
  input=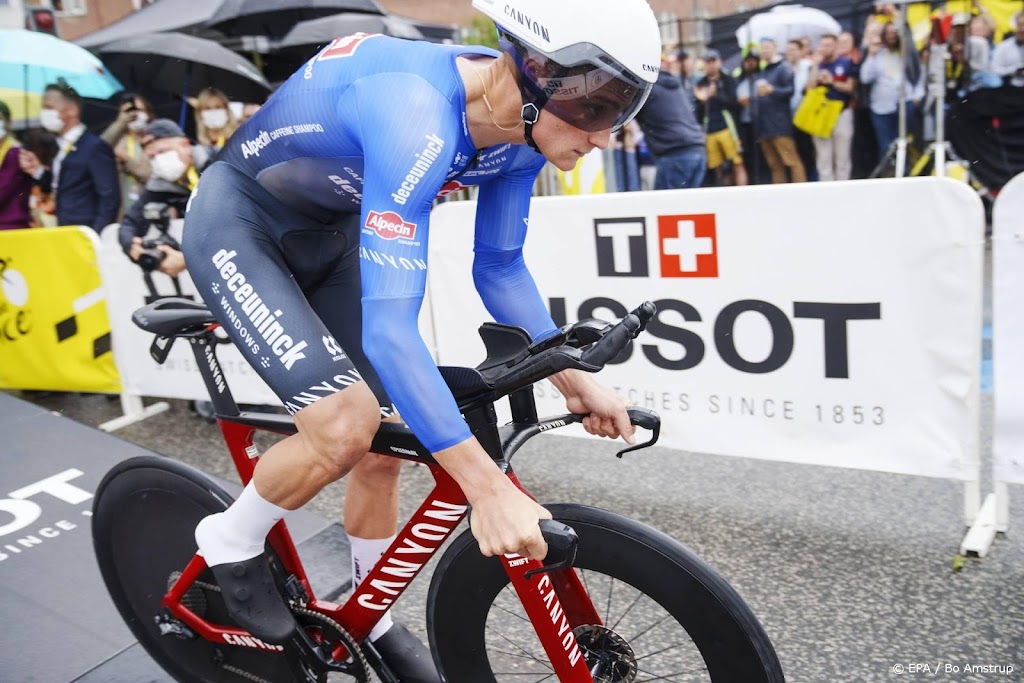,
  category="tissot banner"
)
[428,178,985,480]
[992,172,1024,486]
